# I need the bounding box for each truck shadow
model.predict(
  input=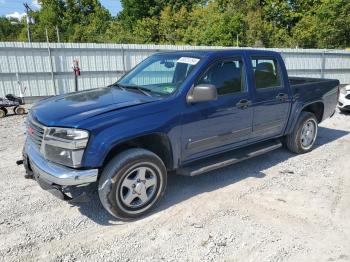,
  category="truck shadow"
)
[72,126,349,225]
